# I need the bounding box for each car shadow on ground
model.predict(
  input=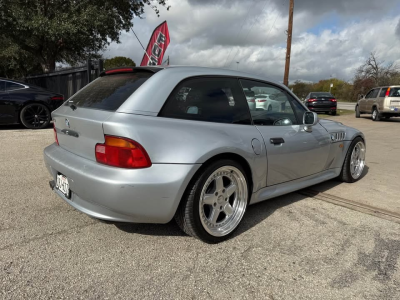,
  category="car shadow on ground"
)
[359,116,400,122]
[0,123,53,131]
[114,166,369,241]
